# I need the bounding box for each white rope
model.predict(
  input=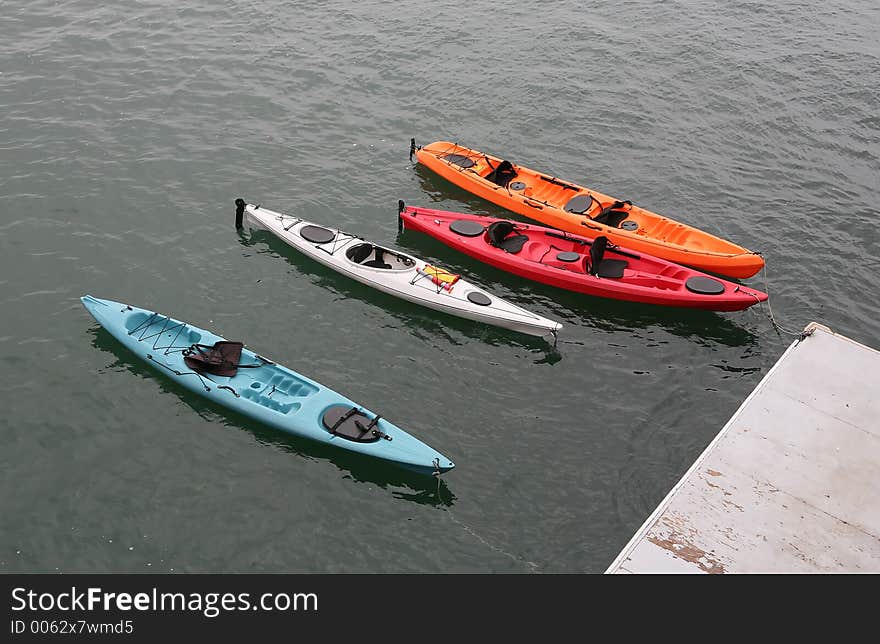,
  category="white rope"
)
[755,260,803,337]
[431,463,539,571]
[444,510,540,573]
